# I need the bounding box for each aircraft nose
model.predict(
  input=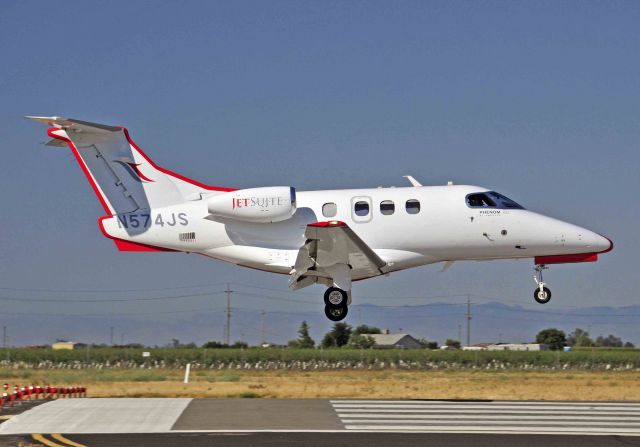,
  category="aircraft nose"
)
[591,233,613,254]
